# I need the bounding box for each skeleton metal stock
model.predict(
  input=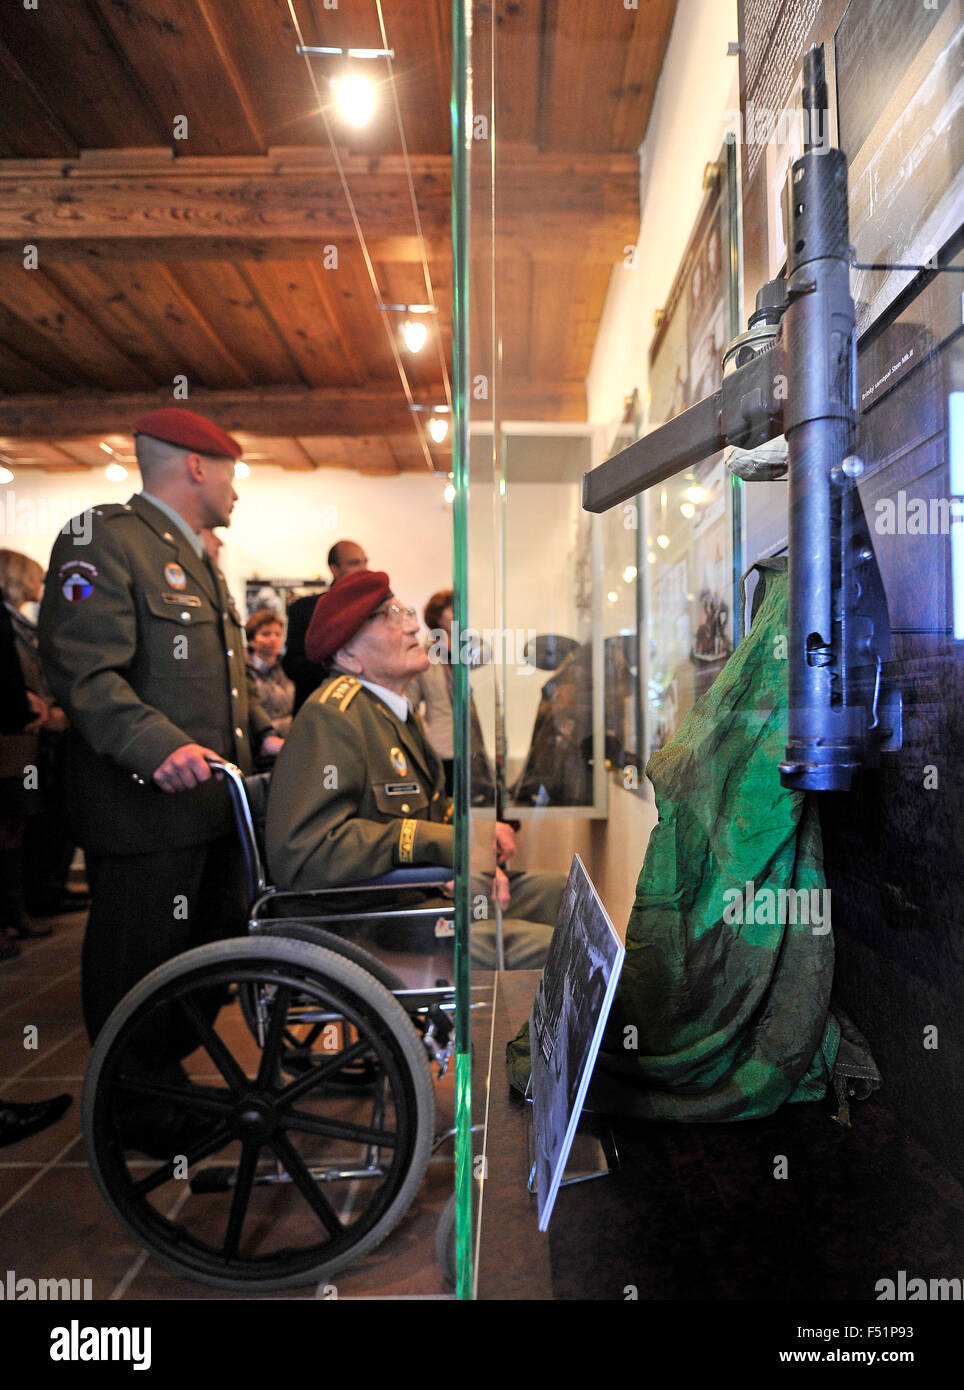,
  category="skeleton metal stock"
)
[582,44,901,791]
